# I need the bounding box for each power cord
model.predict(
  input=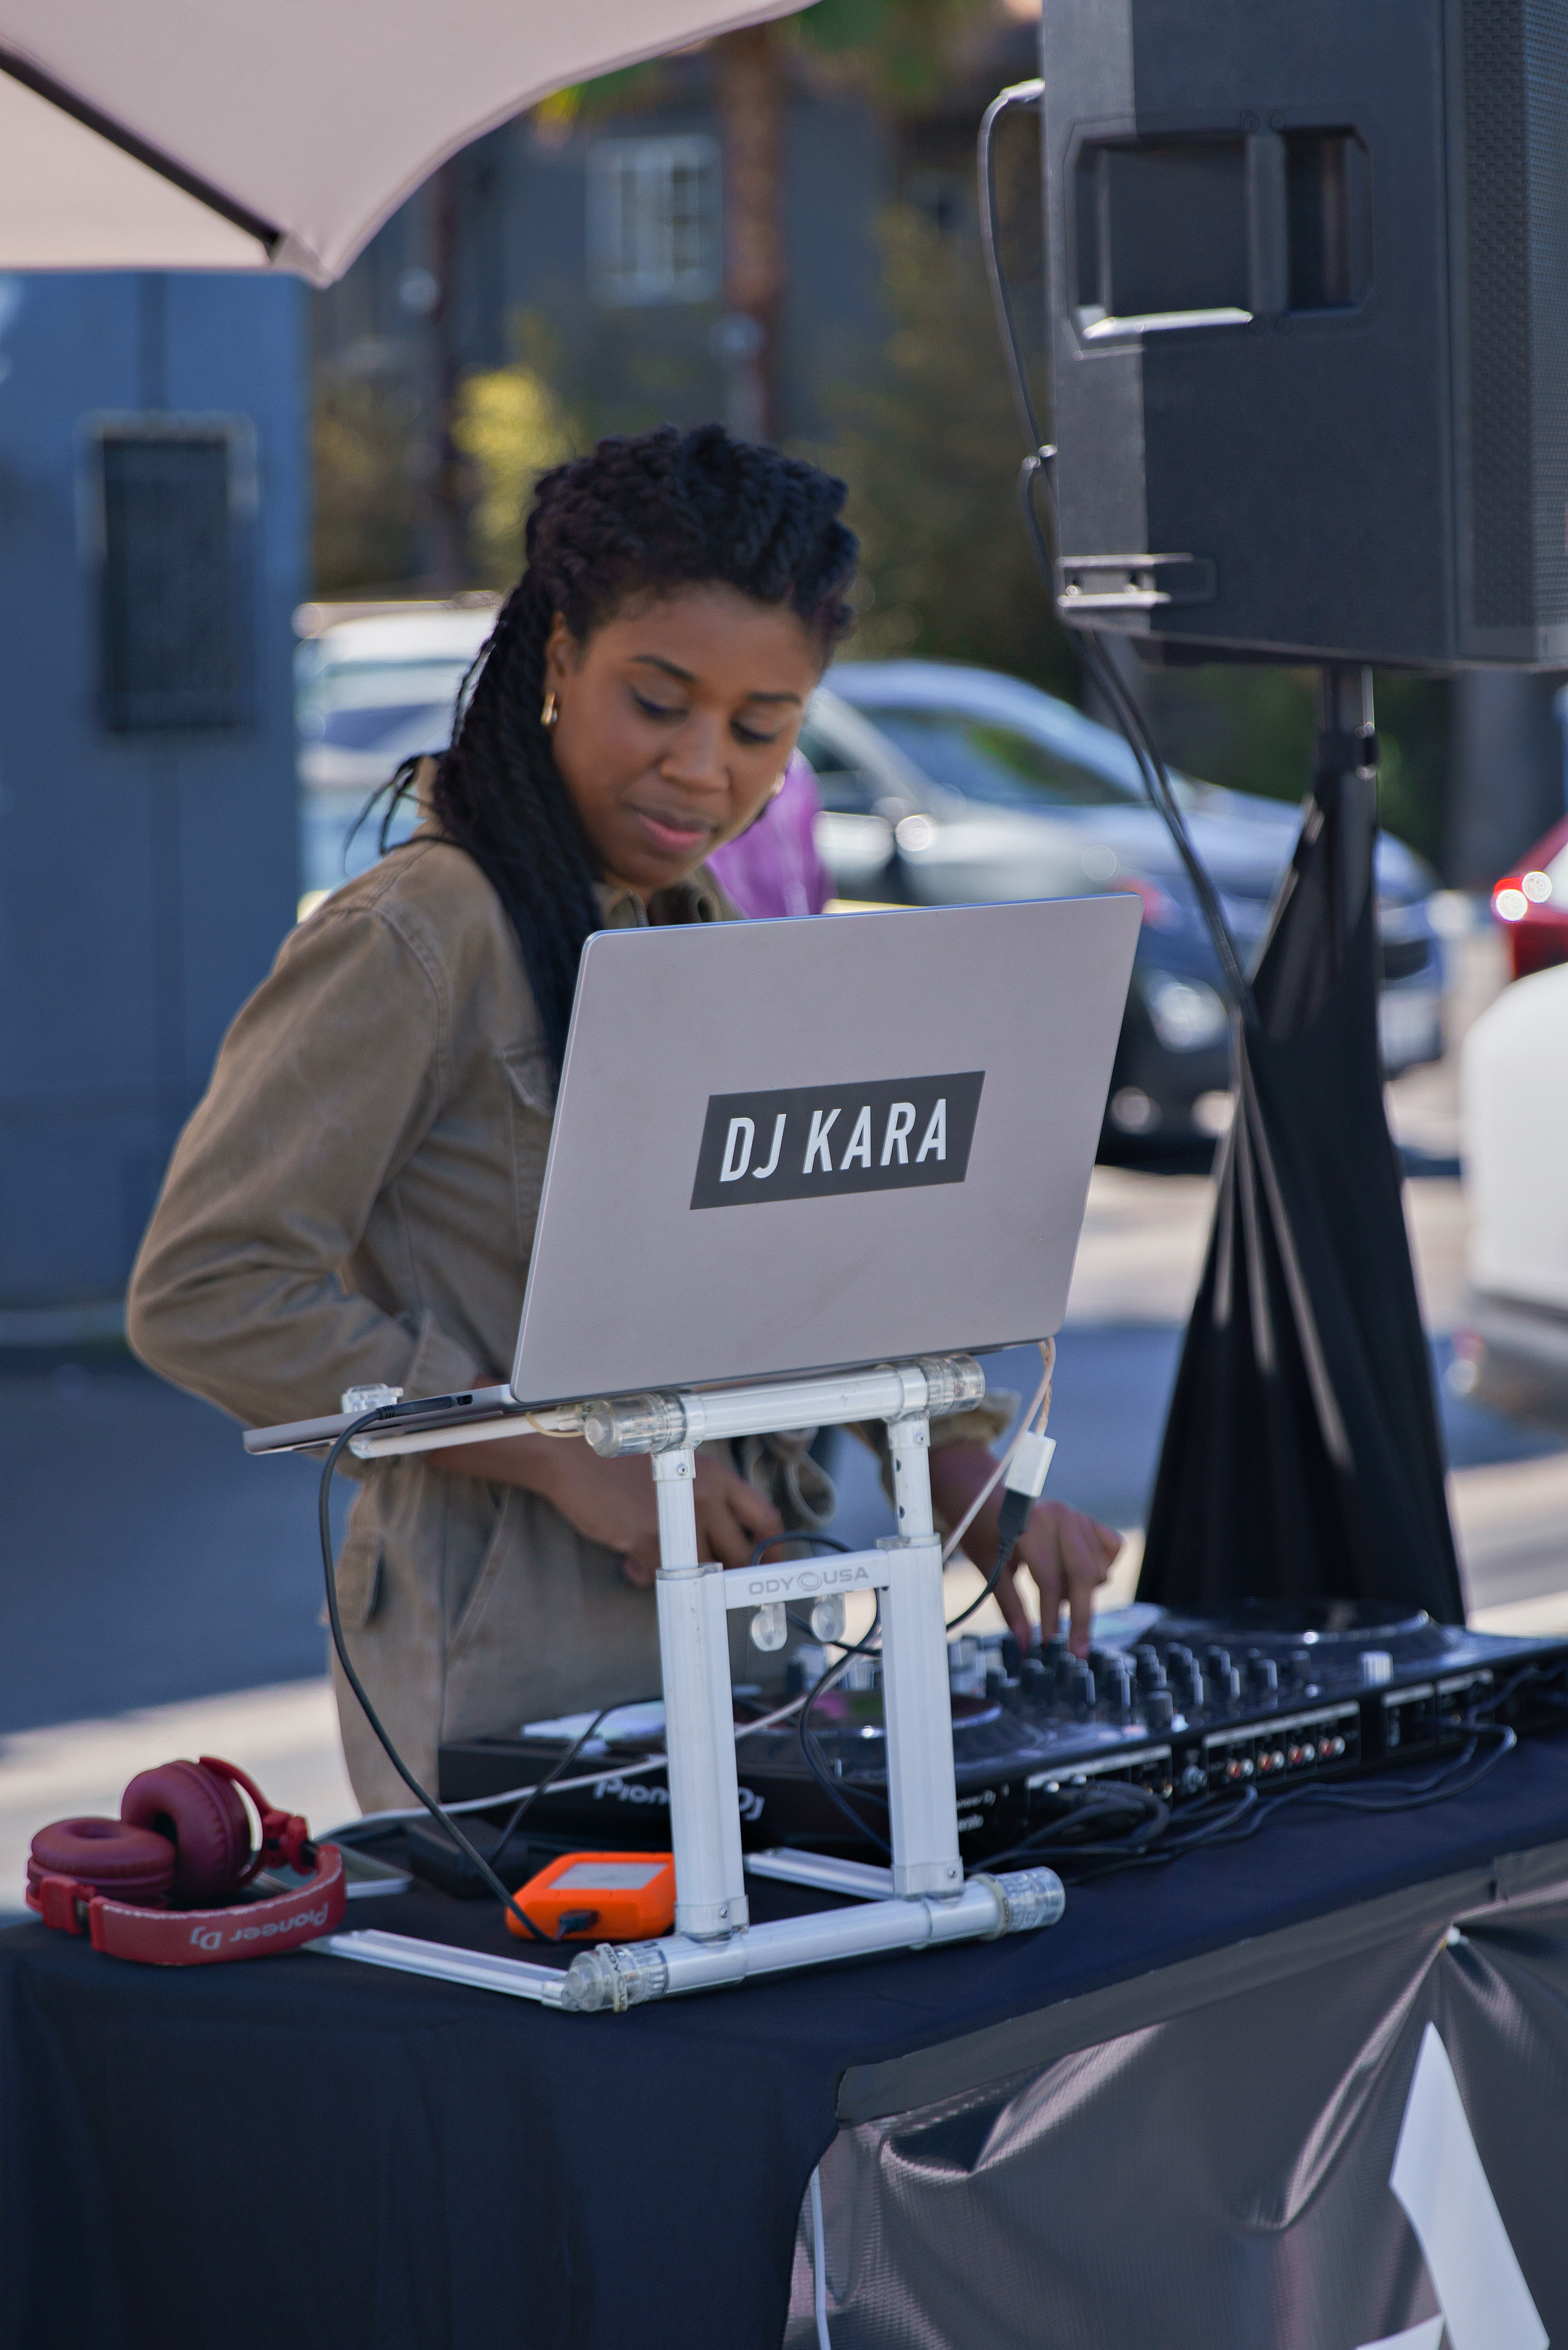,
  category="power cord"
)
[945,1492,1034,1637]
[940,1338,1053,1567]
[483,1693,660,1866]
[320,1409,555,1942]
[797,1598,892,1859]
[946,1334,1056,1633]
